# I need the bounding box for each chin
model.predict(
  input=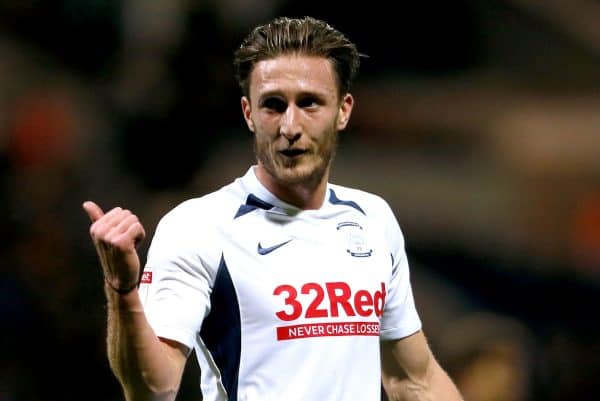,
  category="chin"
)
[275,163,327,186]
